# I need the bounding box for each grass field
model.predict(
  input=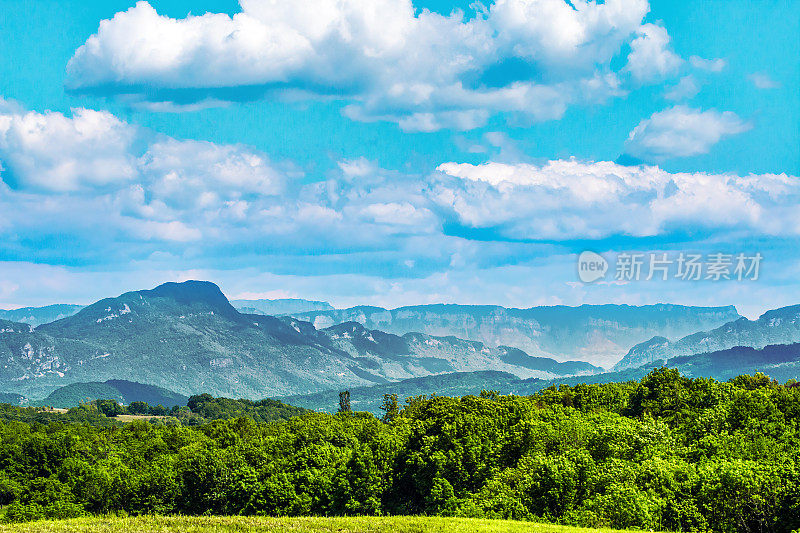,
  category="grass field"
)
[0,515,647,533]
